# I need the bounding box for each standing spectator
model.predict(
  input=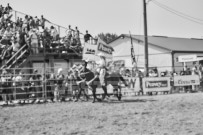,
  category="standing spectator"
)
[65,25,73,45]
[19,18,23,28]
[5,3,12,14]
[22,15,29,30]
[29,16,35,29]
[16,17,20,27]
[18,28,27,47]
[74,27,81,45]
[34,16,40,28]
[0,5,3,18]
[40,15,50,29]
[29,29,39,54]
[50,26,58,41]
[84,30,92,43]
